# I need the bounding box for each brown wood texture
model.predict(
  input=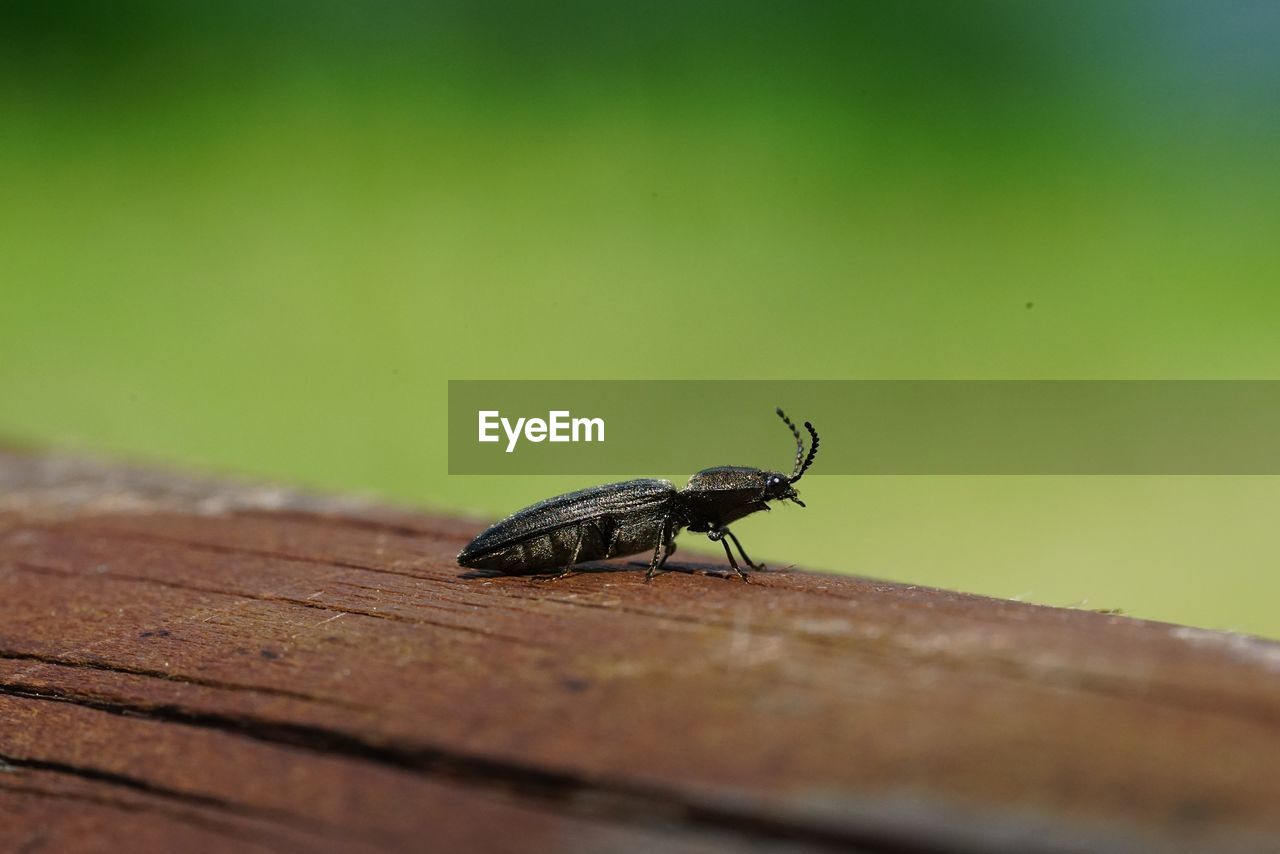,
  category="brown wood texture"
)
[2,452,1279,853]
